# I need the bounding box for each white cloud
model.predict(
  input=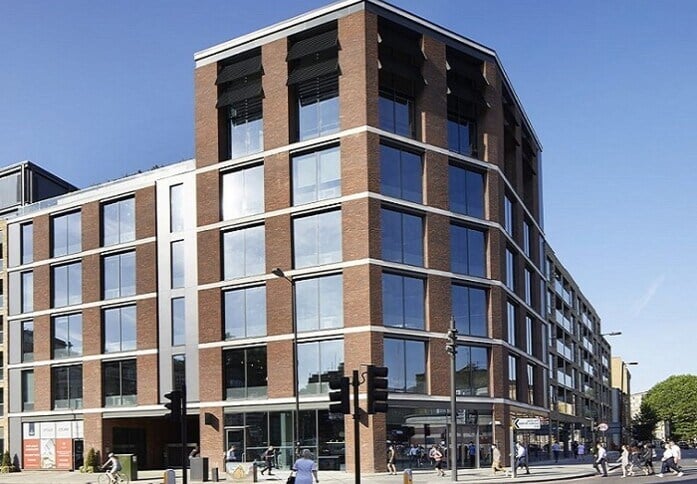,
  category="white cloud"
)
[631,274,665,317]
